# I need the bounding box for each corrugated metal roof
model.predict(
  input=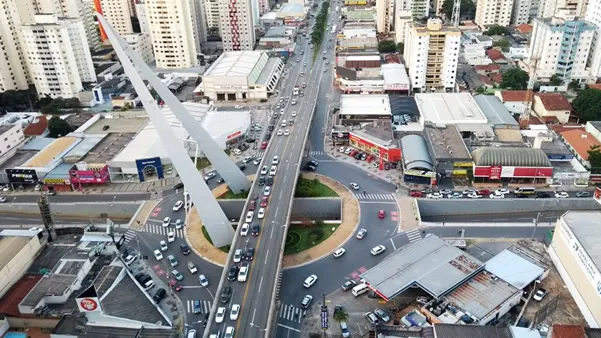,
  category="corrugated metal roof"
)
[433,323,513,338]
[400,135,433,170]
[473,95,519,127]
[471,147,551,167]
[485,249,544,289]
